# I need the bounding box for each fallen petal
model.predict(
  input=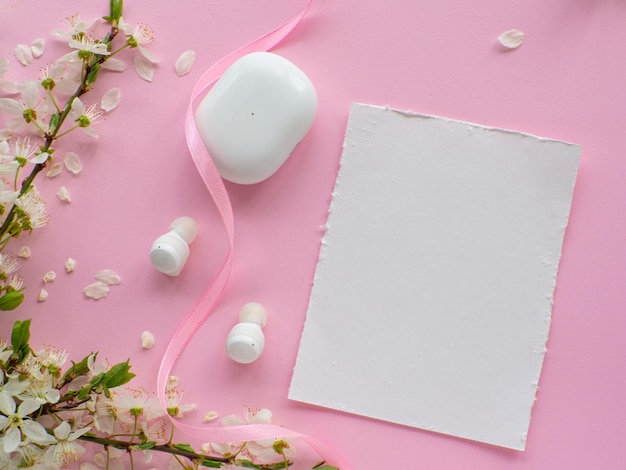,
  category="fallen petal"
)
[38,289,48,302]
[30,38,46,58]
[15,44,33,66]
[141,331,155,349]
[101,57,126,72]
[46,162,63,178]
[134,55,154,82]
[175,50,195,77]
[43,271,56,283]
[203,411,219,423]
[18,246,31,258]
[95,268,121,285]
[83,281,110,300]
[101,88,121,112]
[64,151,83,174]
[498,29,525,49]
[65,257,76,273]
[57,186,72,203]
